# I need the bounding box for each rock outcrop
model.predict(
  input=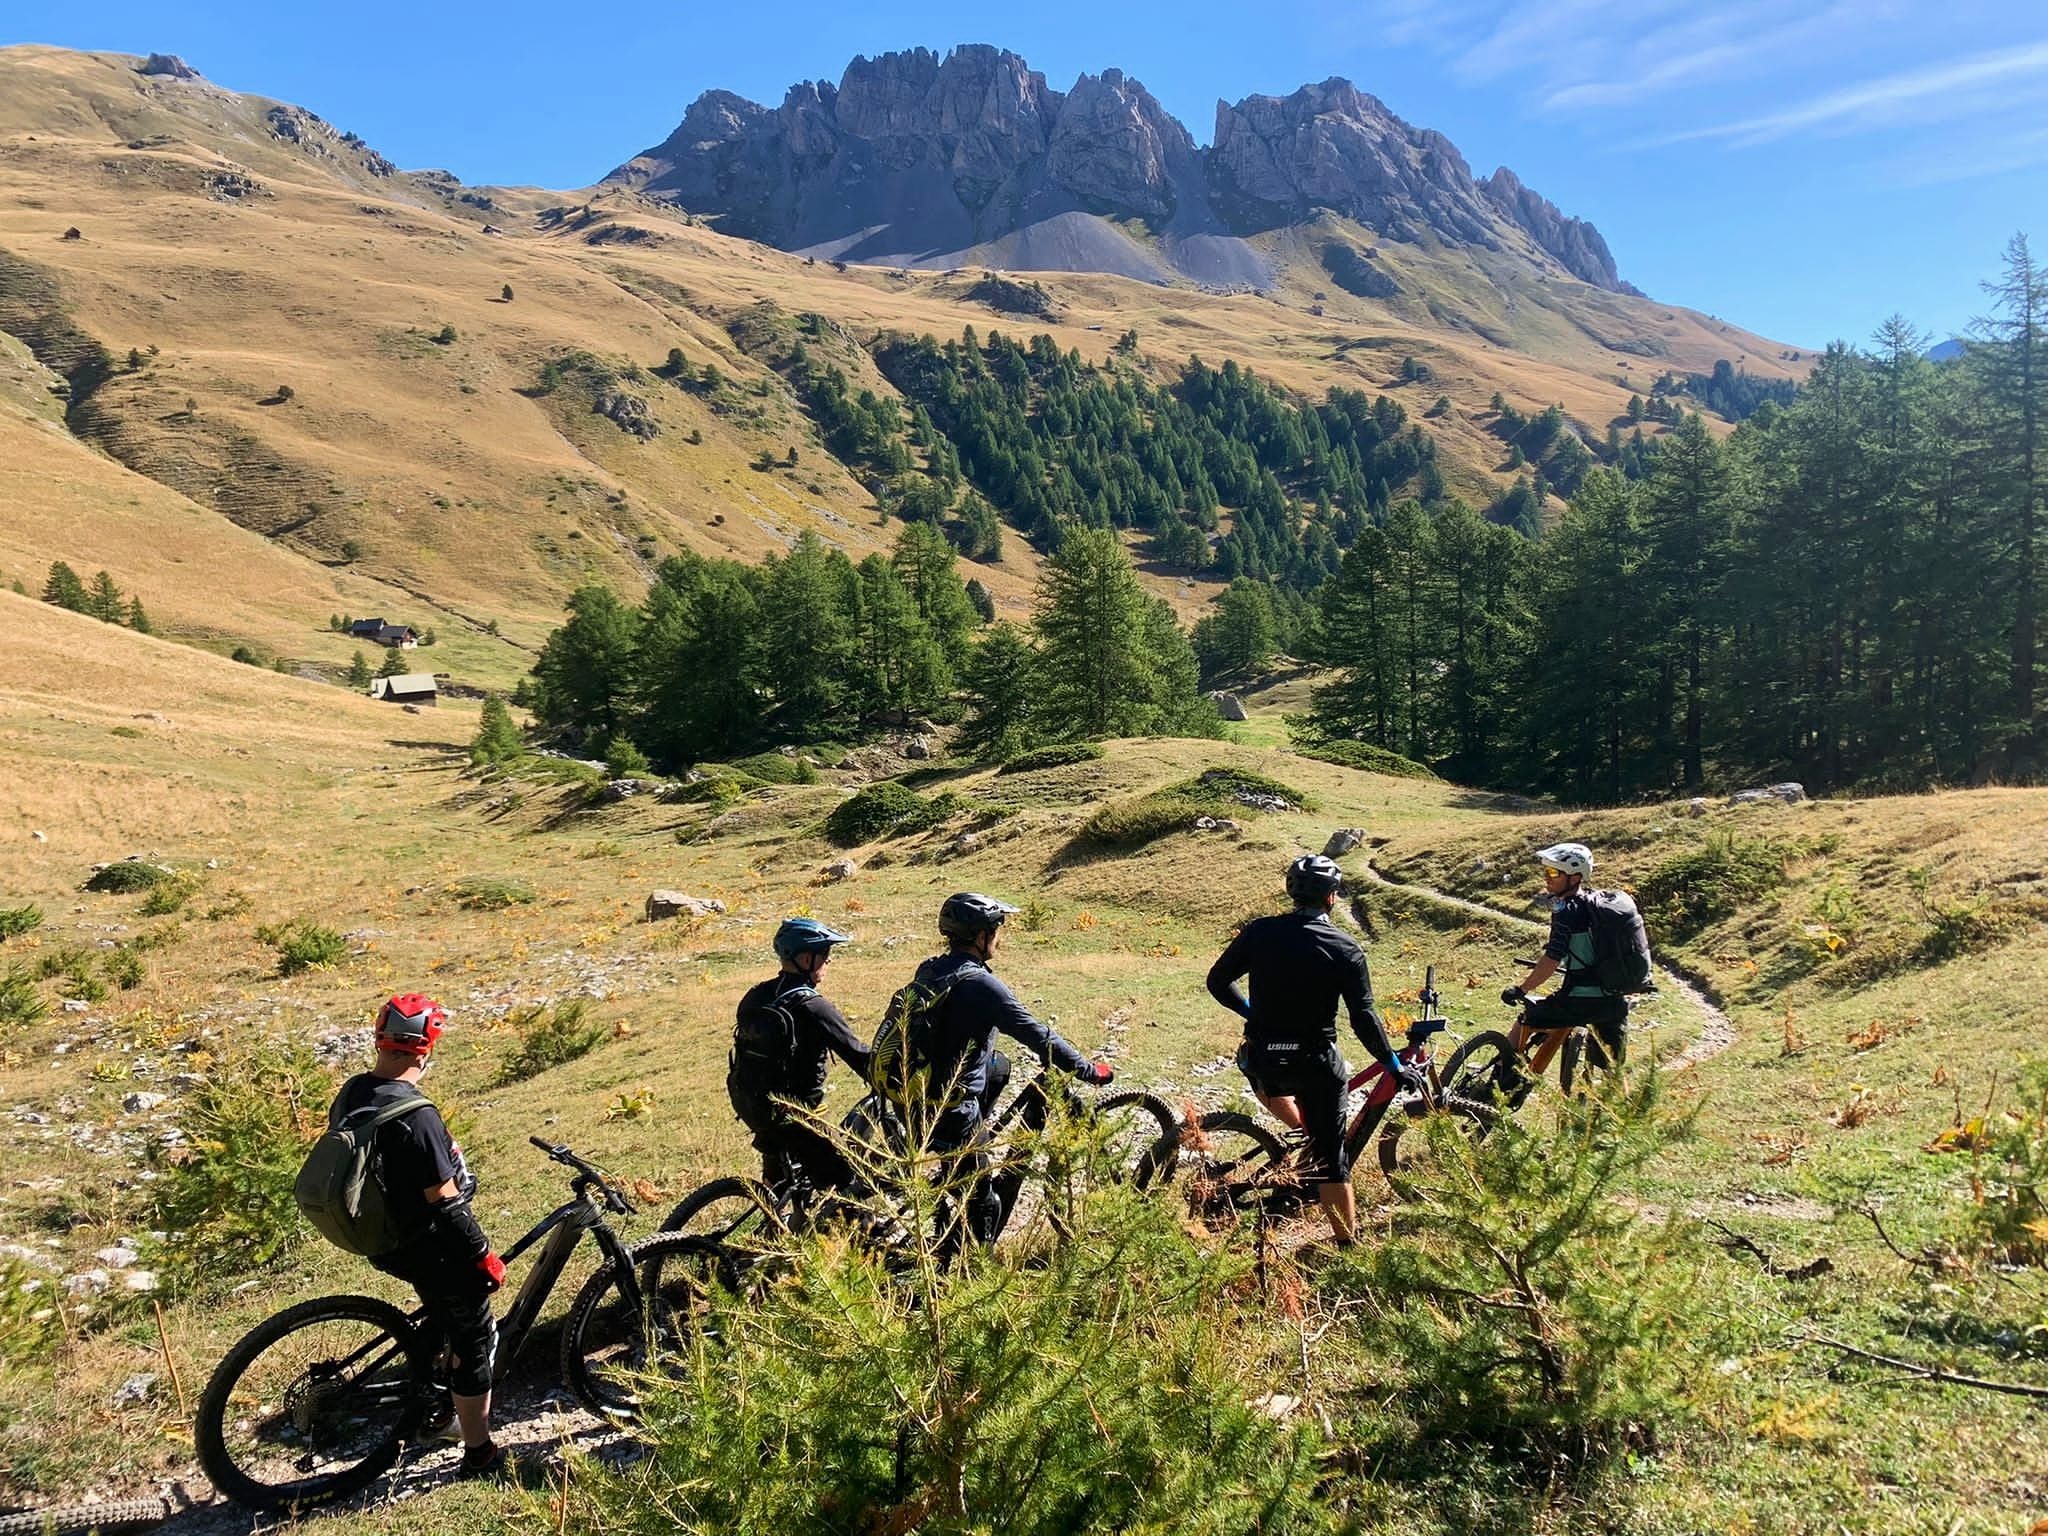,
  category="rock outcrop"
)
[1478,167,1636,294]
[137,54,200,80]
[609,45,1632,292]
